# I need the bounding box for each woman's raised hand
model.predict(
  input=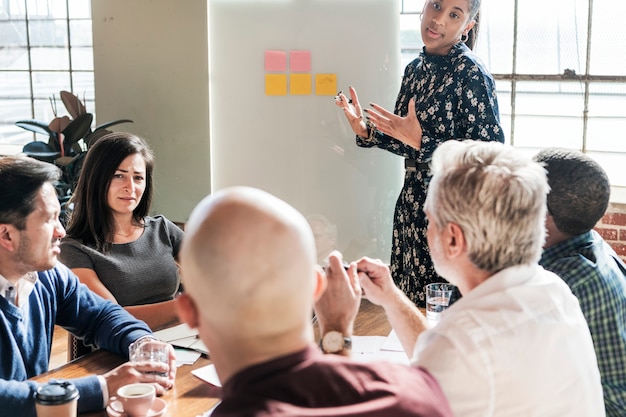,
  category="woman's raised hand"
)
[365,98,423,150]
[335,86,368,138]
